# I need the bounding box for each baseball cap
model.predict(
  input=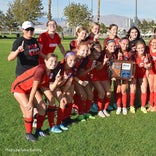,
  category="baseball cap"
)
[22,21,34,29]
